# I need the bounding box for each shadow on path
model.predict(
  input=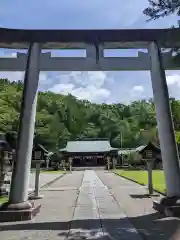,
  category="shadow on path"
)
[130,194,160,199]
[0,212,180,239]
